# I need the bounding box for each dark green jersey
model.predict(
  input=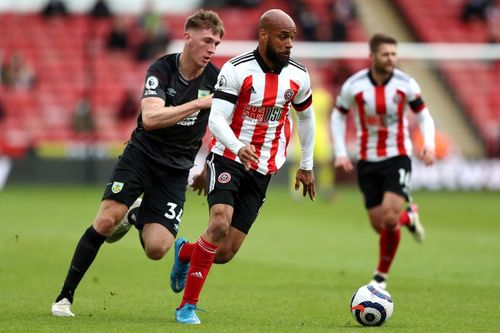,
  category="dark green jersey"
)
[130,53,219,170]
